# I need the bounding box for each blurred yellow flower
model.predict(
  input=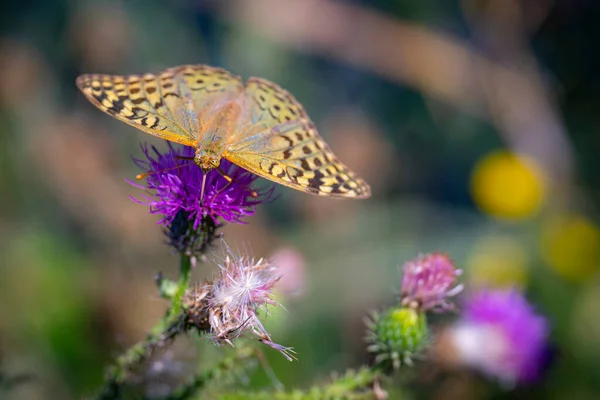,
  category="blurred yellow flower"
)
[541,214,600,282]
[467,236,529,288]
[470,150,547,220]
